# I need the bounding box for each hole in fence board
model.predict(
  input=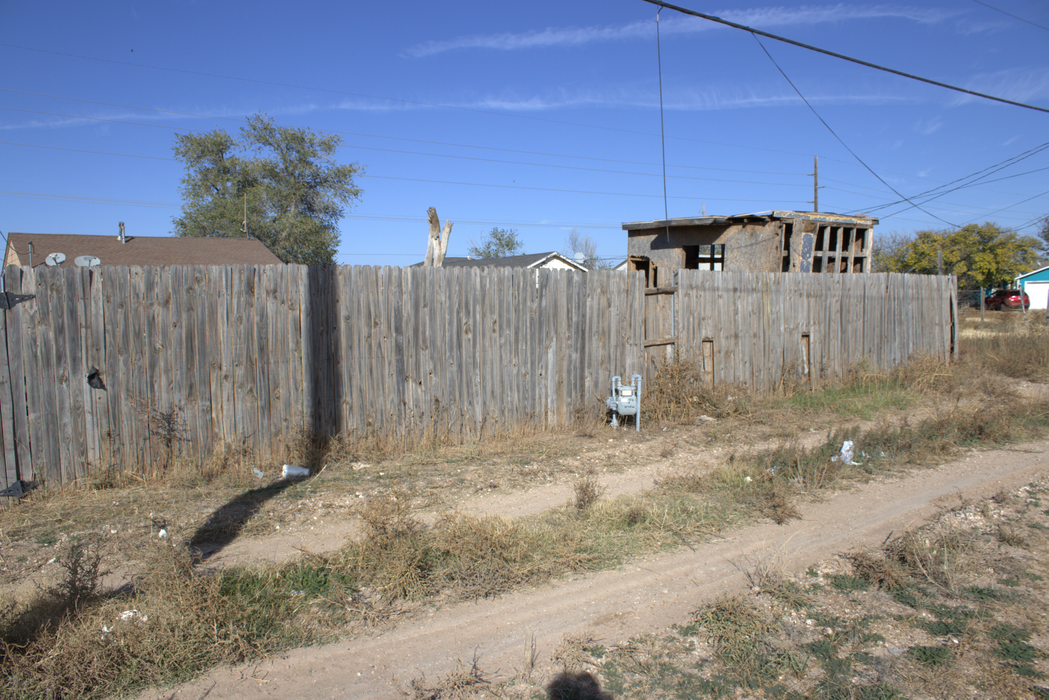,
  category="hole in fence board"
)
[702,338,714,385]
